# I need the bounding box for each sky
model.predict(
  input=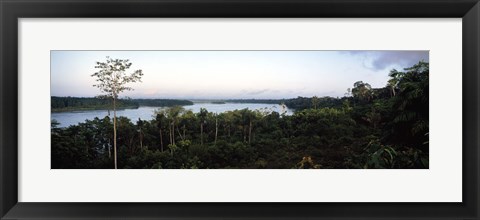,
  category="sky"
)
[51,50,428,99]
